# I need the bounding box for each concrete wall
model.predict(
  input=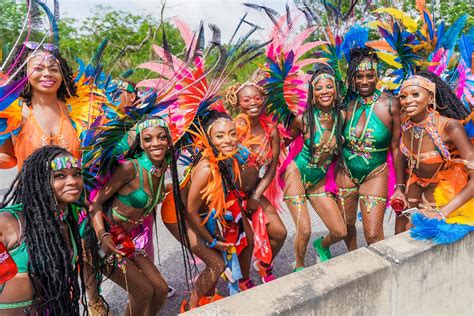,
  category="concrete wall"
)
[185,232,474,316]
